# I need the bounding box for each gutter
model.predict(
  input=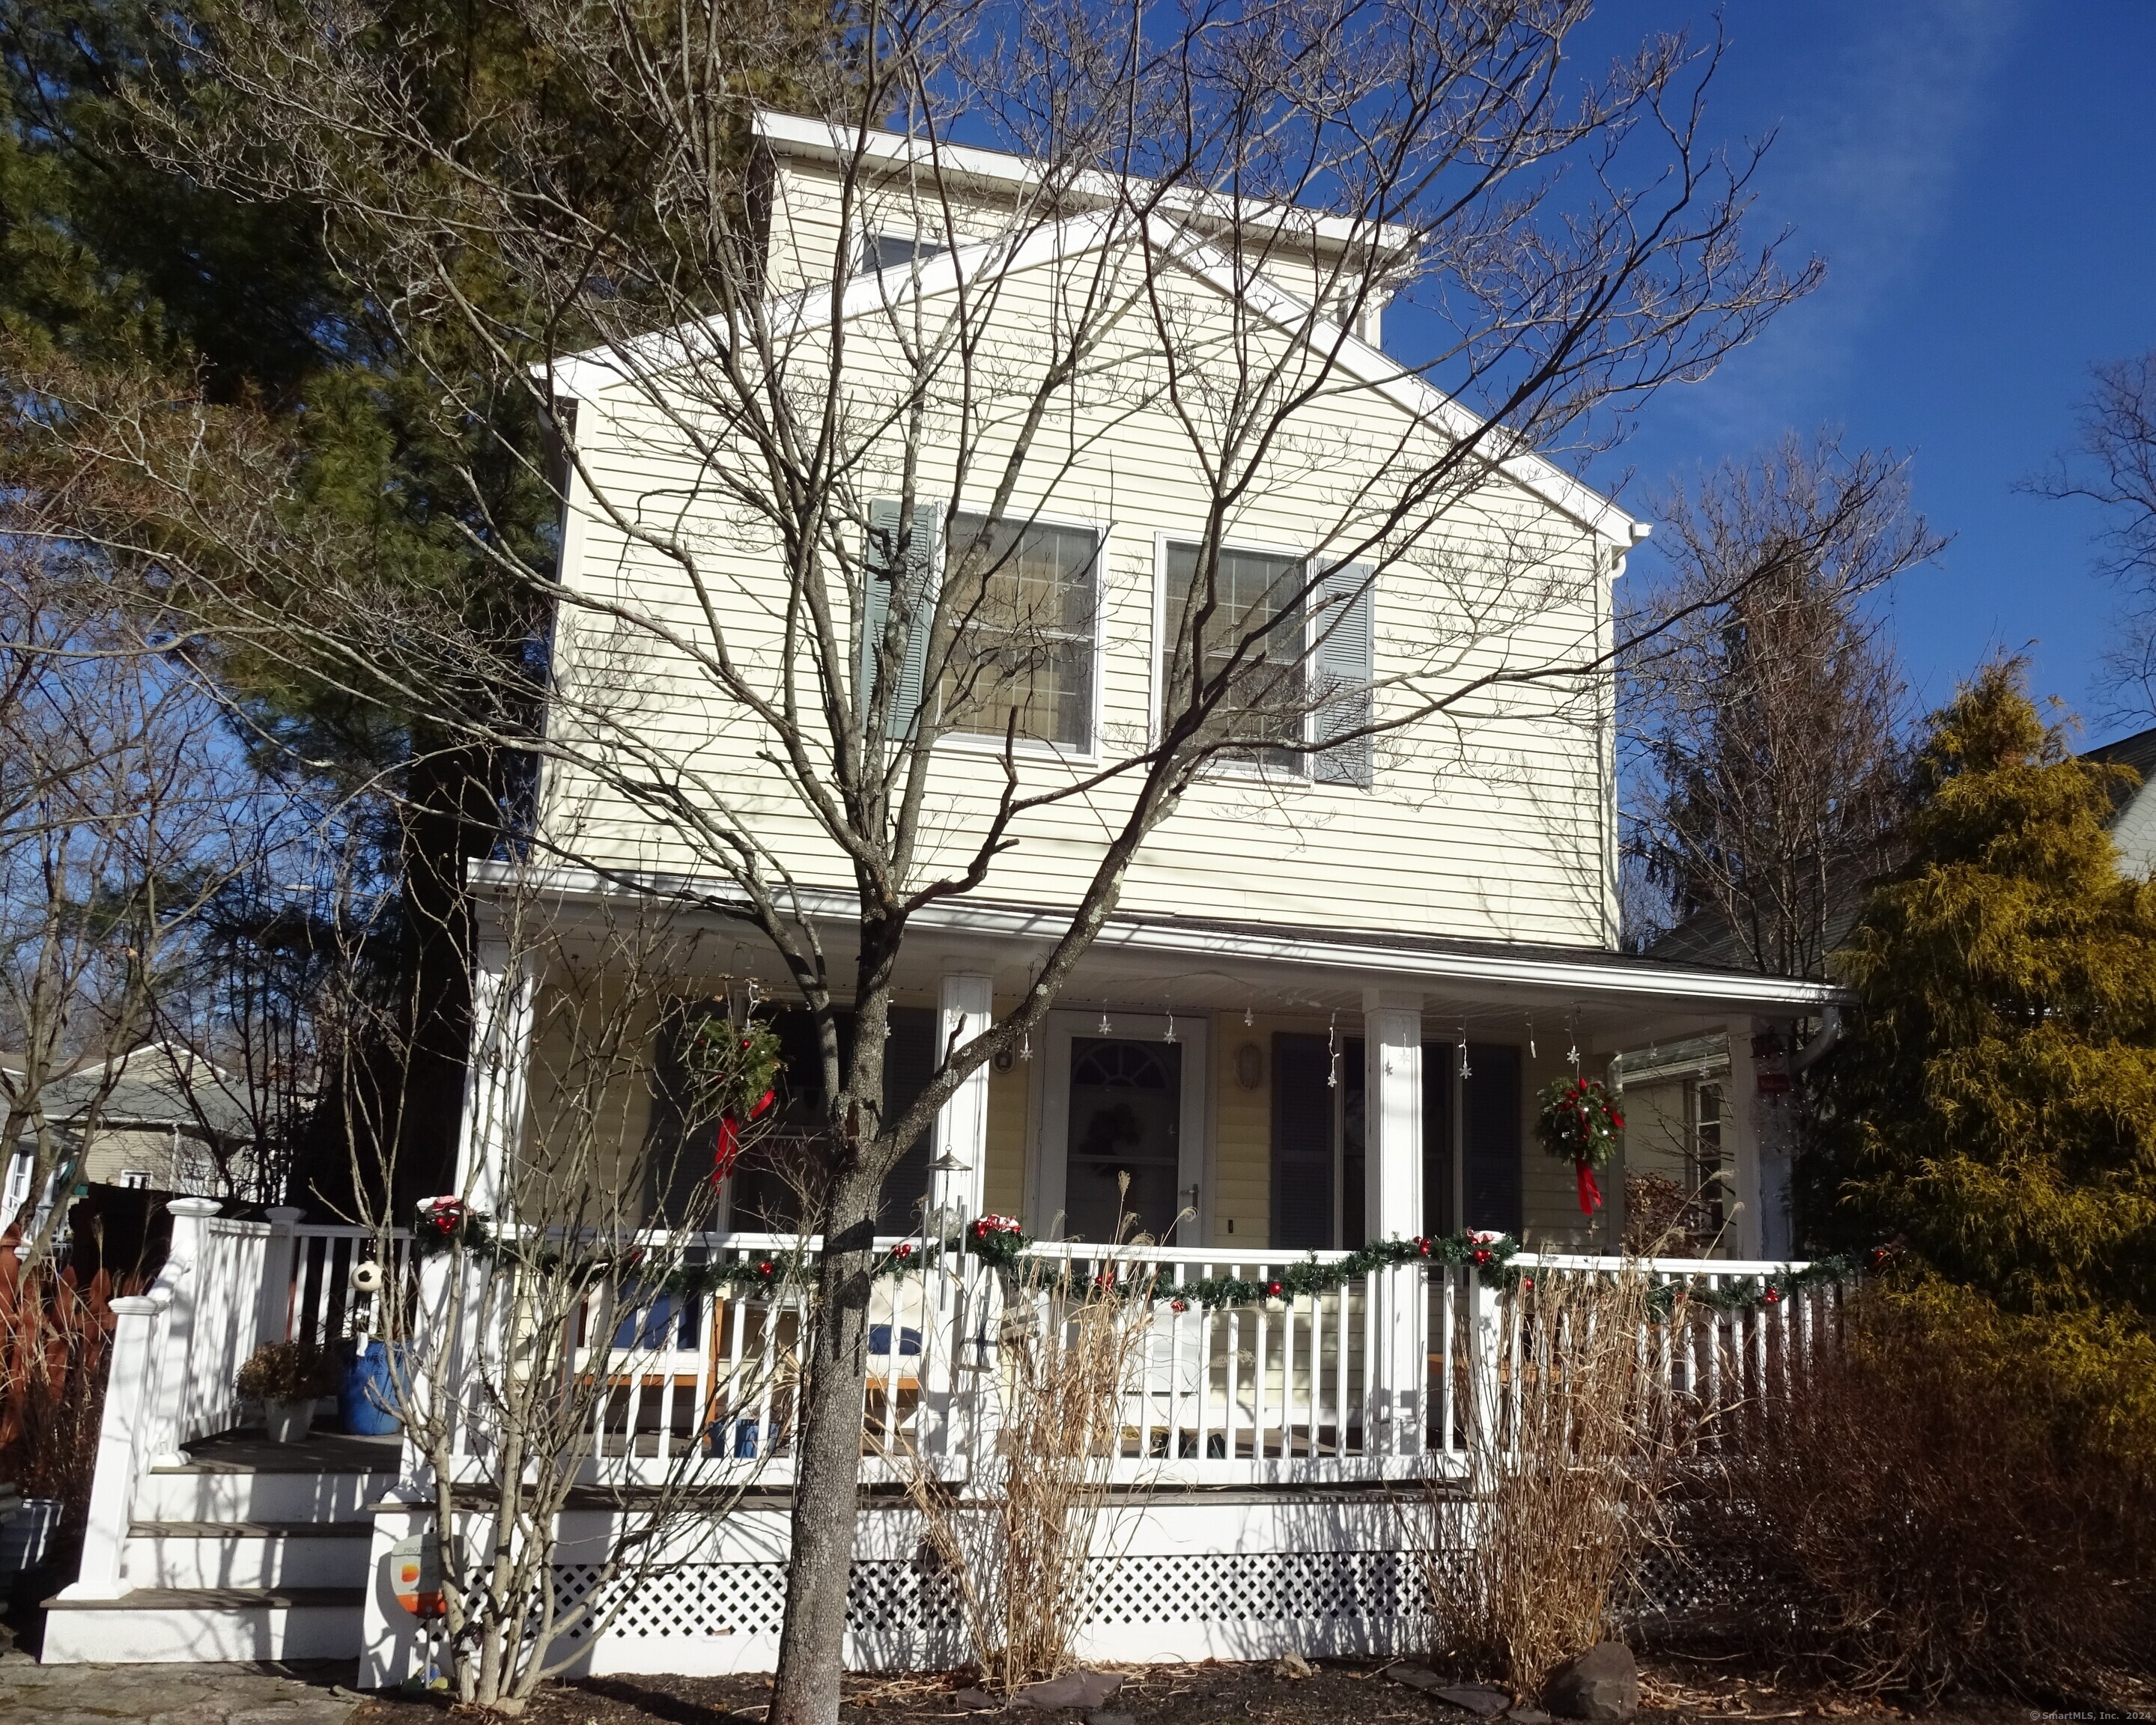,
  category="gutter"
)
[465,861,1848,1014]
